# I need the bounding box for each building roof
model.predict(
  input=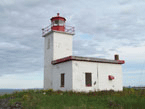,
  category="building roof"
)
[51,56,125,65]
